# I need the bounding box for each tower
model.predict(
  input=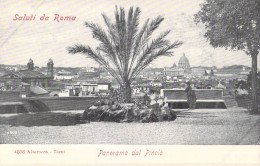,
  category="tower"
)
[27,59,34,70]
[47,59,54,77]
